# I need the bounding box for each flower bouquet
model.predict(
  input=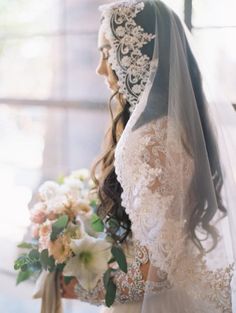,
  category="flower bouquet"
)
[14,169,127,308]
